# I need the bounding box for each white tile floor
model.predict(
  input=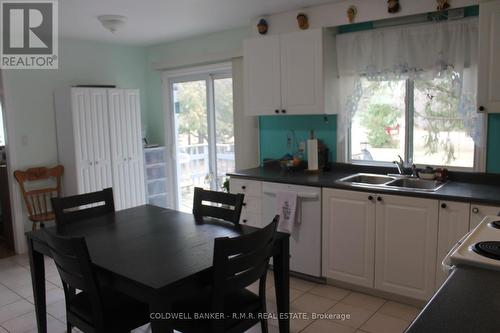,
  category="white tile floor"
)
[0,254,420,333]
